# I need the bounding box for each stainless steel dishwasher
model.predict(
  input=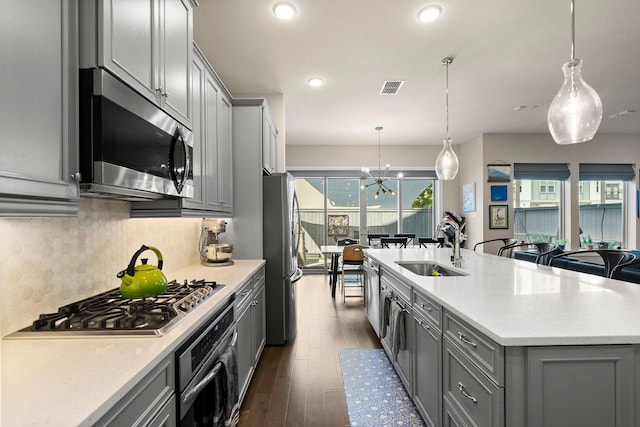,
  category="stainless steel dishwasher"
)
[363,256,381,336]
